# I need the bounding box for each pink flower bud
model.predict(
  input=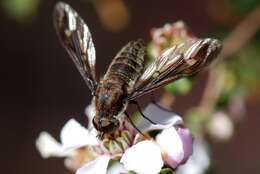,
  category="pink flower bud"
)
[156,127,193,168]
